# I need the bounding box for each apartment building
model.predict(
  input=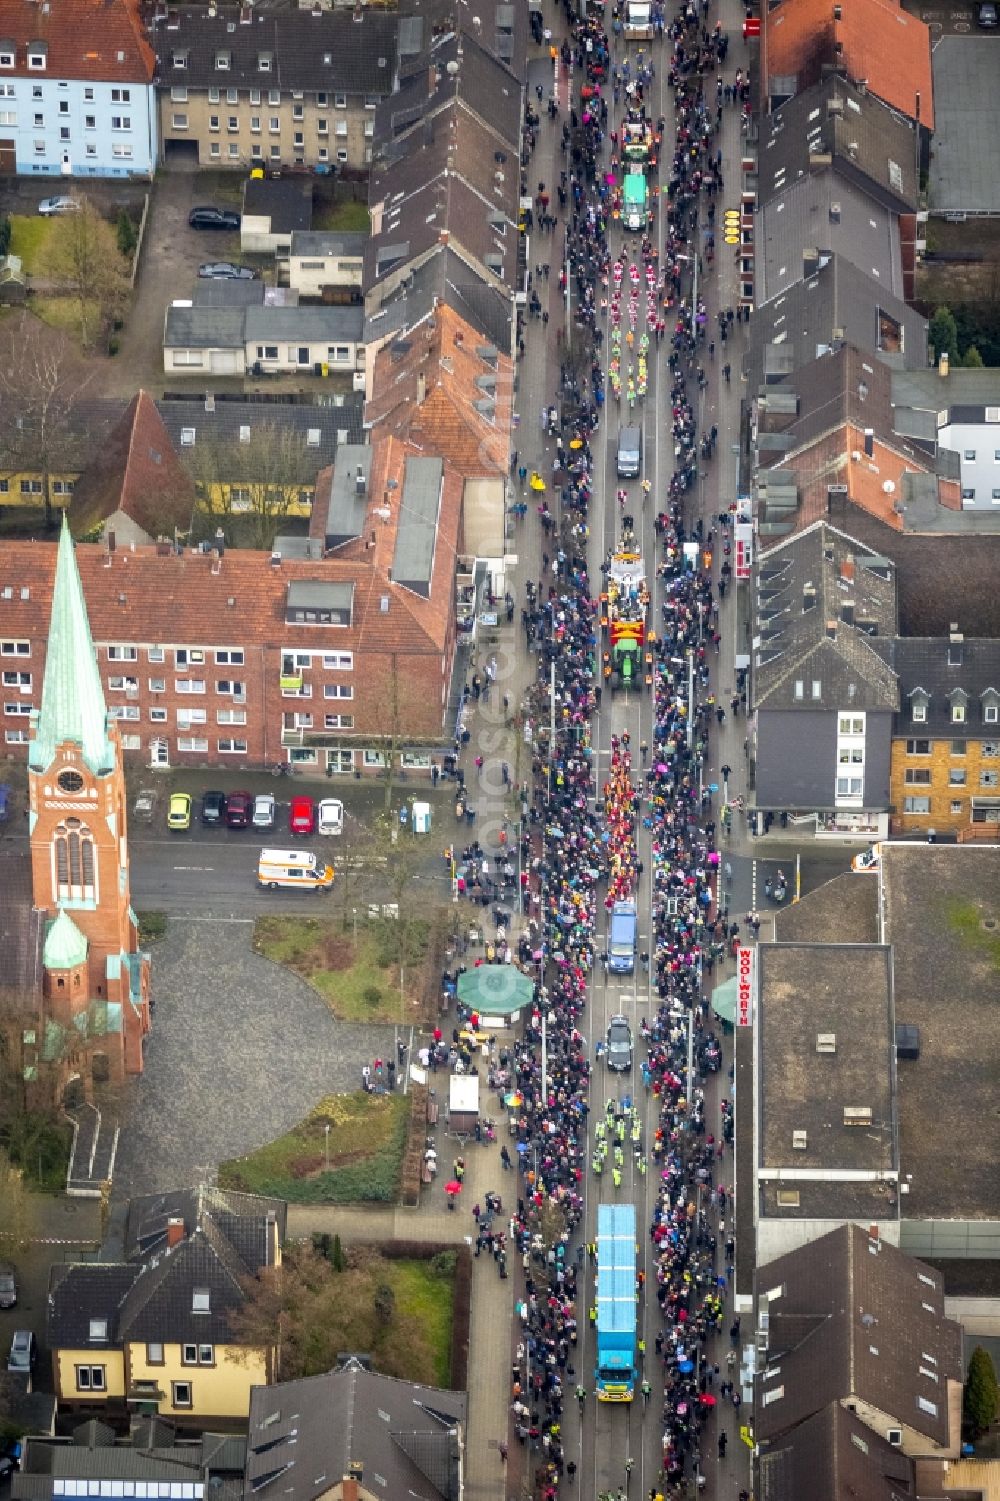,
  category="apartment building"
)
[0,0,156,178]
[0,436,463,774]
[151,7,398,173]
